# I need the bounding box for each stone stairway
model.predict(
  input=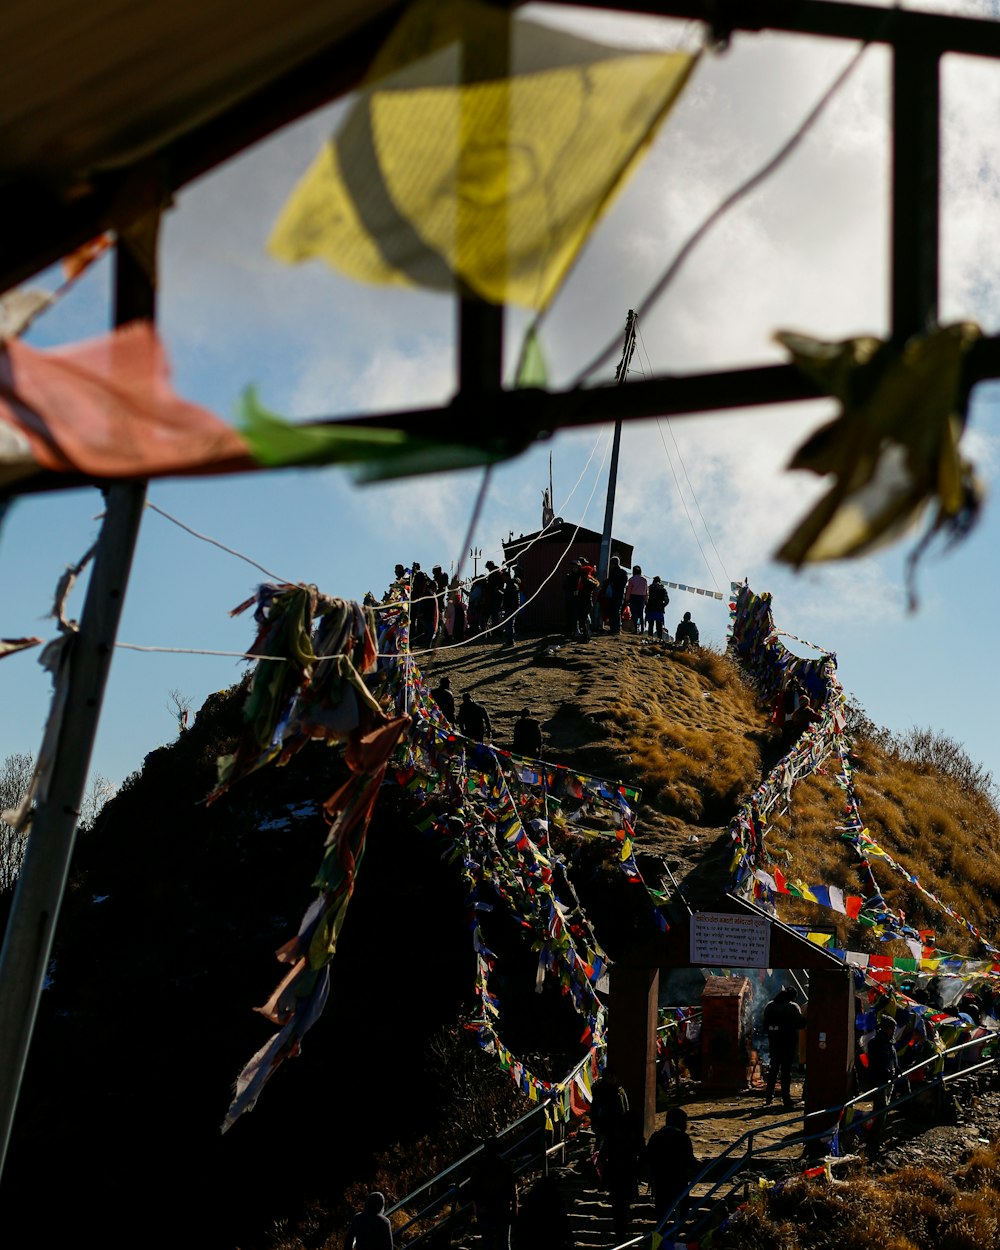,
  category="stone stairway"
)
[552,1129,658,1248]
